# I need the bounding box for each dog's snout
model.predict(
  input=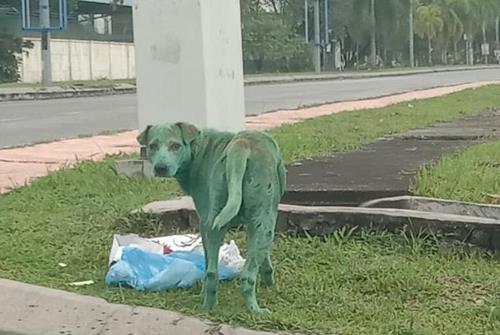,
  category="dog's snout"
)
[154,164,169,176]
